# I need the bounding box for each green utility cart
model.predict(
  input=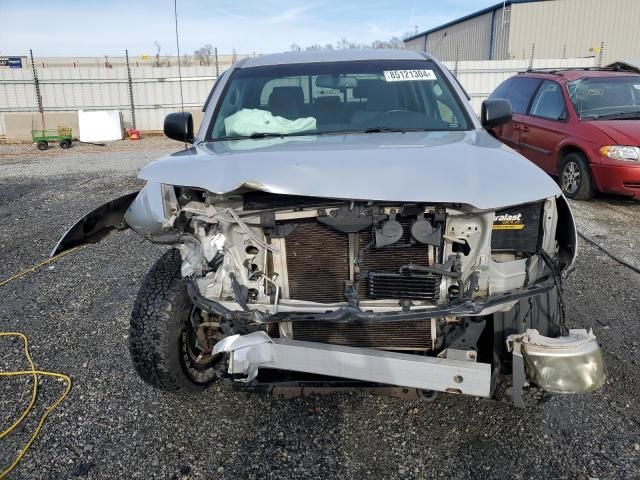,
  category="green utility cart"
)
[31,128,73,150]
